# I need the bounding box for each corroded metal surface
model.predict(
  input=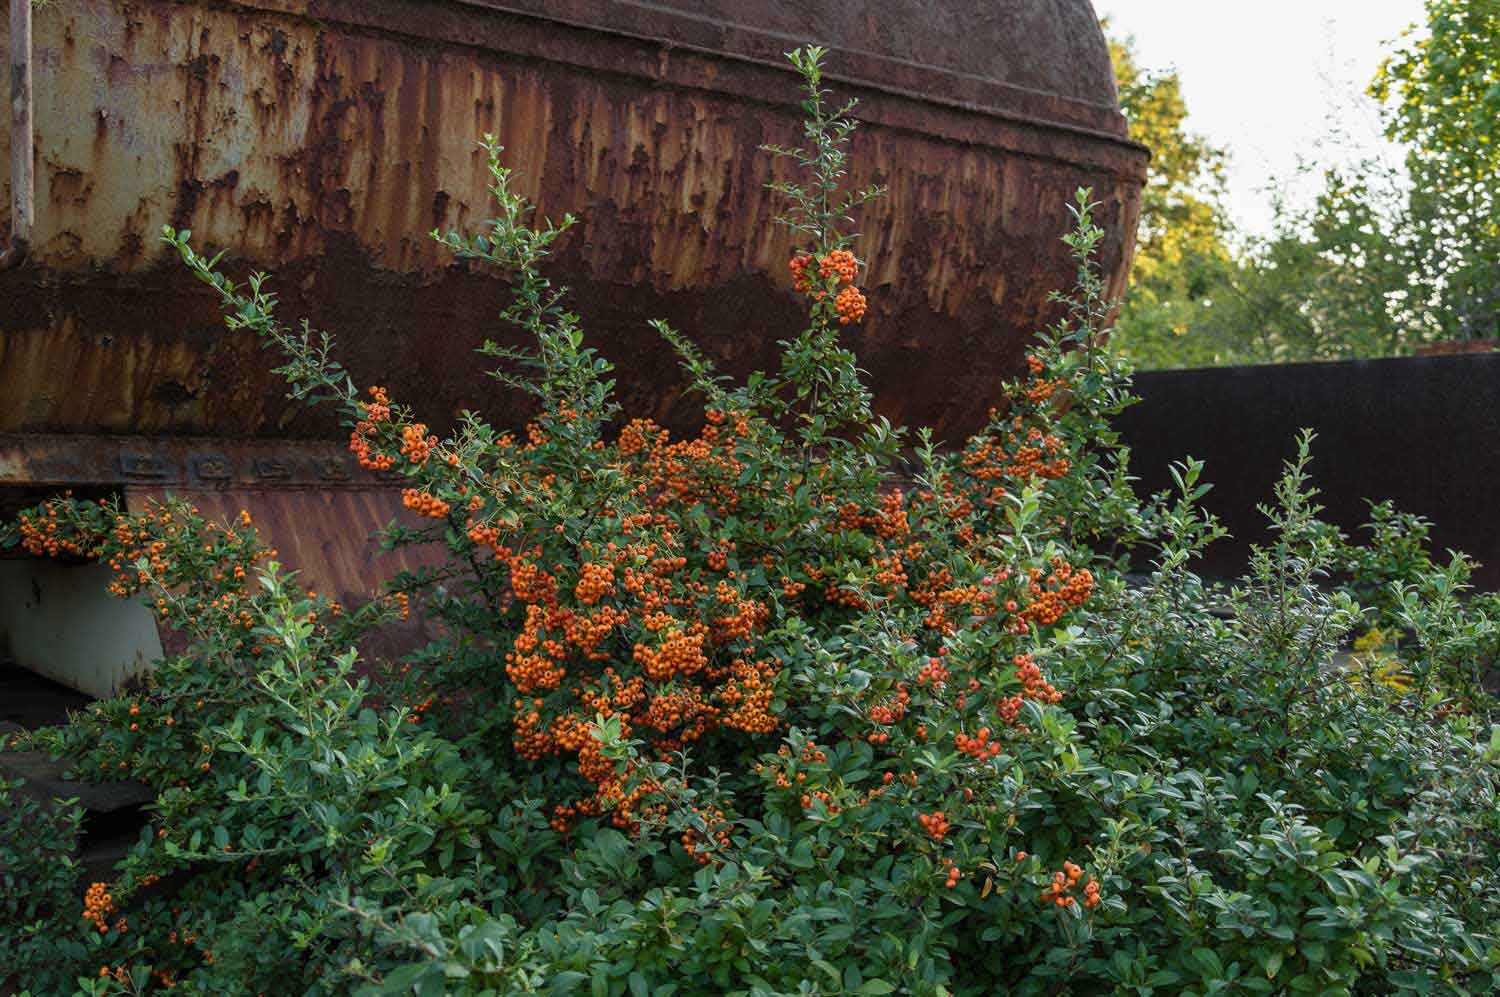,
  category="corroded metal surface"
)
[125,484,444,664]
[467,0,1128,134]
[125,485,441,613]
[1,434,443,658]
[1,0,32,269]
[0,433,405,489]
[0,0,1146,446]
